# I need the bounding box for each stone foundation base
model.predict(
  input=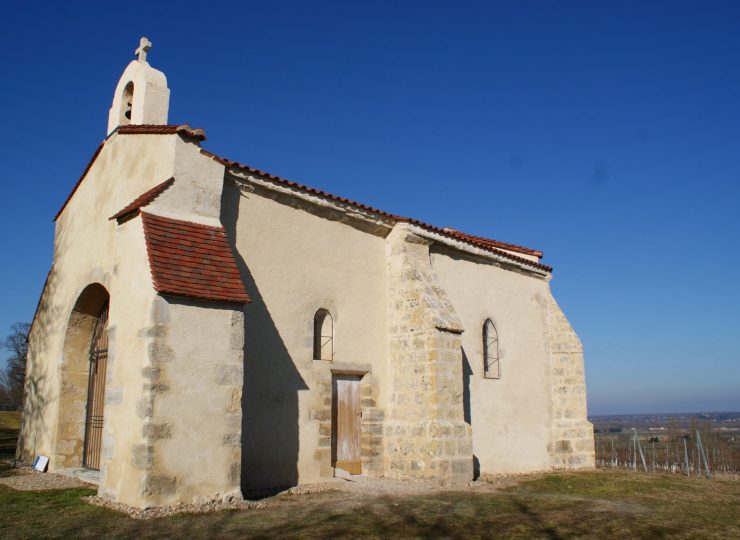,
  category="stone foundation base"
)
[549,419,595,469]
[384,420,473,483]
